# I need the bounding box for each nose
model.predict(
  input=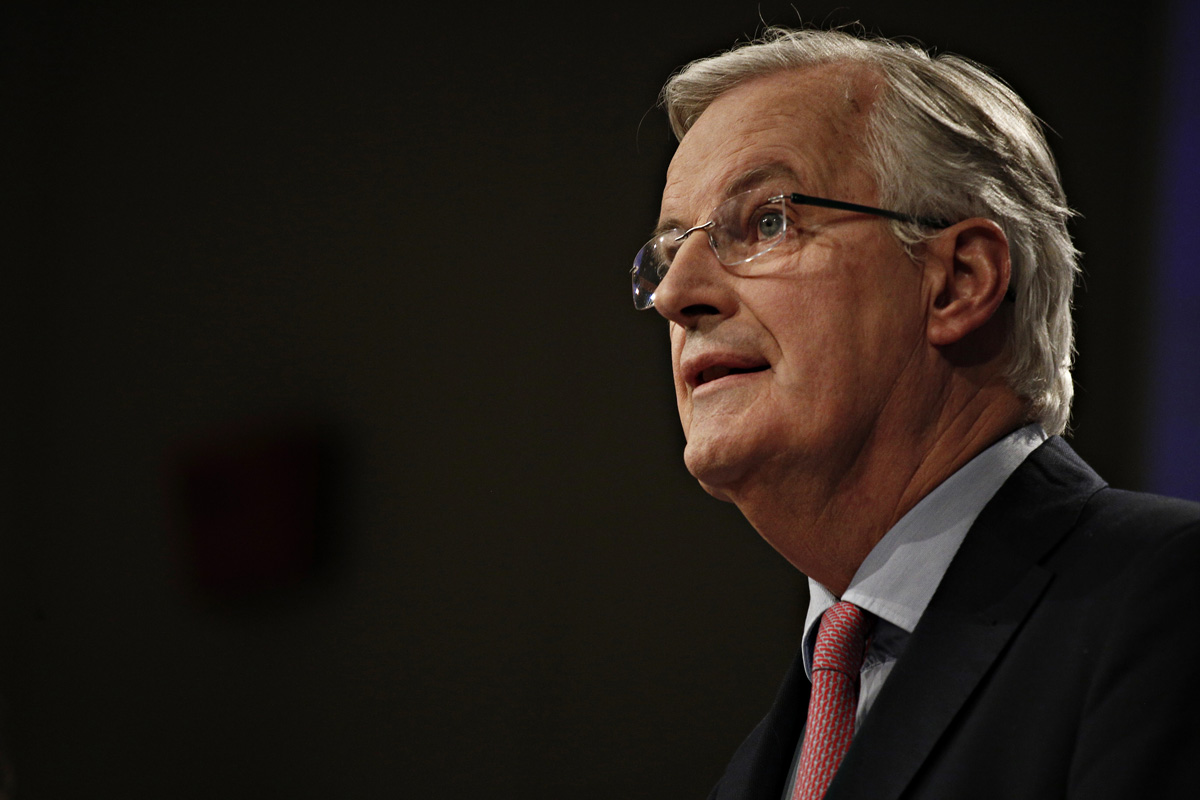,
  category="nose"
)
[652,230,738,328]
